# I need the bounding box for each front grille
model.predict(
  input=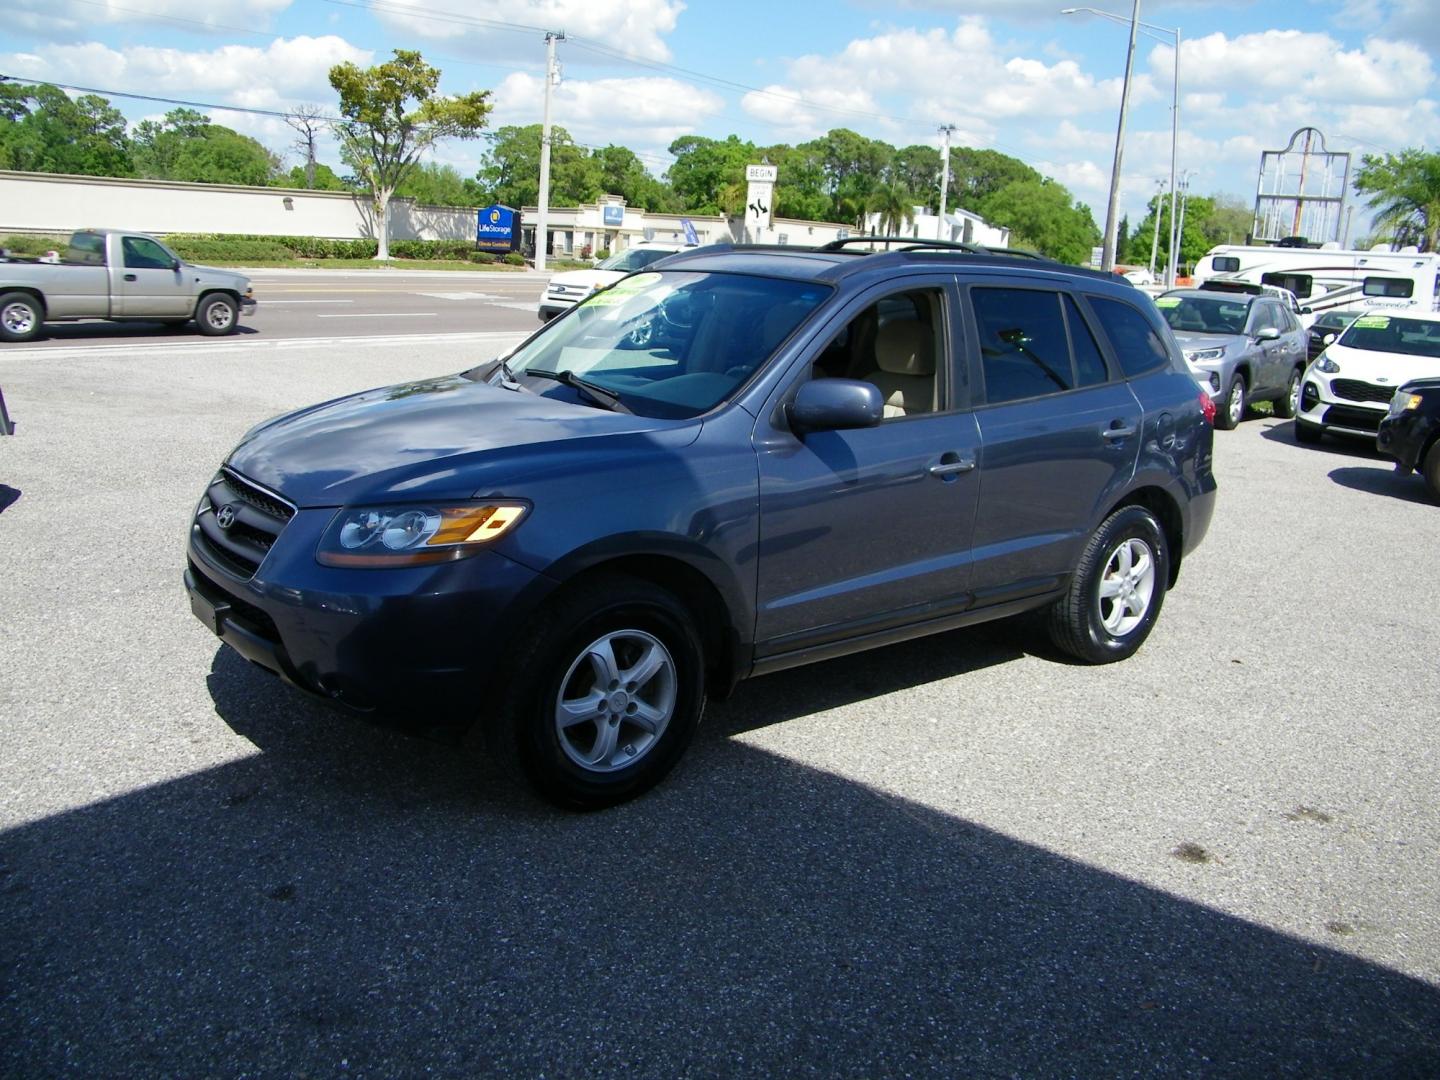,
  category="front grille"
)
[1331,379,1395,404]
[1322,403,1384,432]
[192,468,295,580]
